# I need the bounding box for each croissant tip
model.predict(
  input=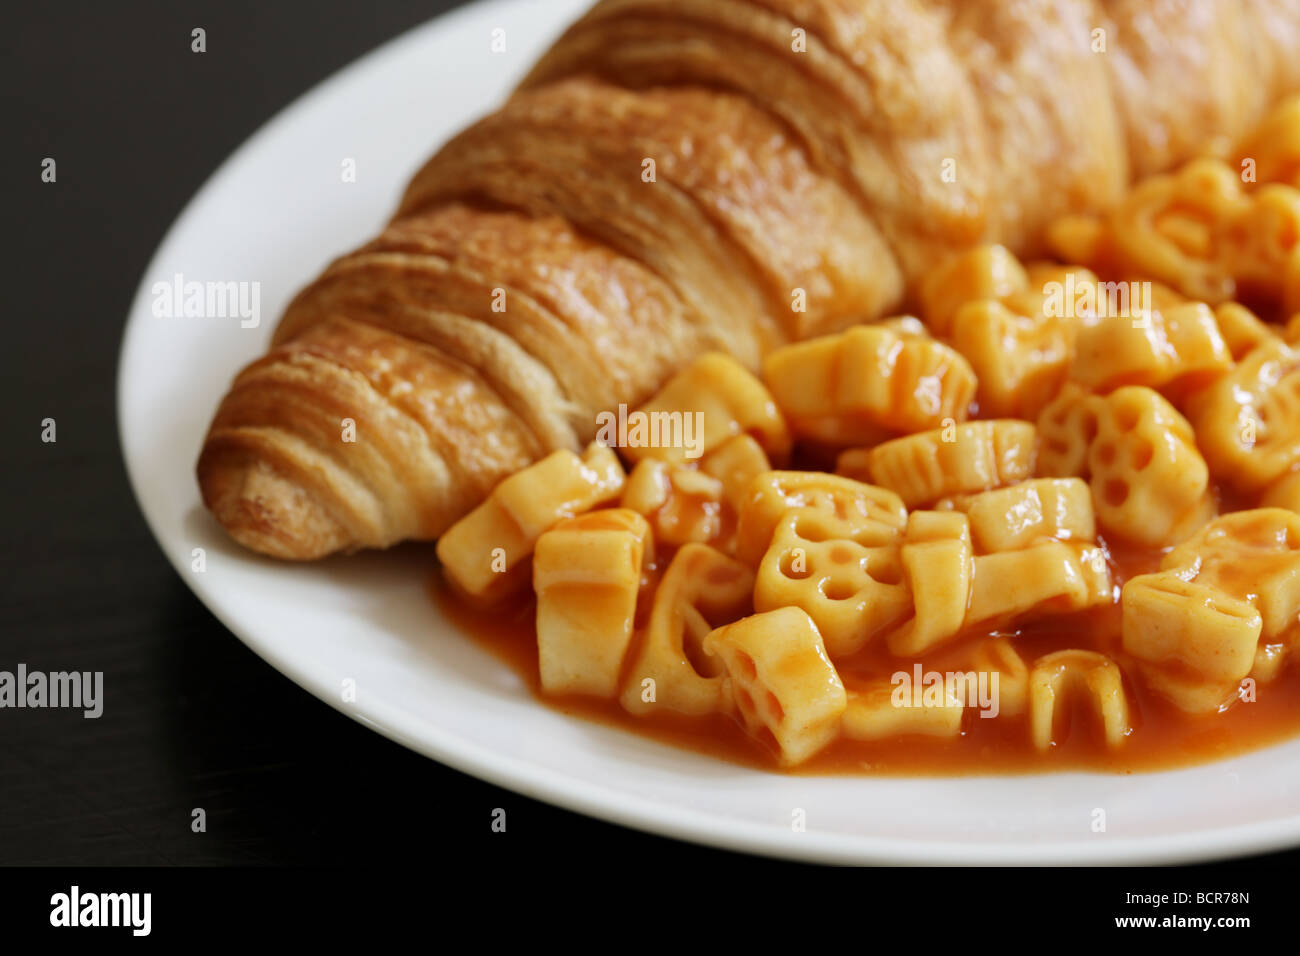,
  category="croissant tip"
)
[197,450,351,561]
